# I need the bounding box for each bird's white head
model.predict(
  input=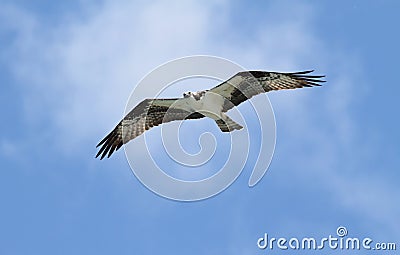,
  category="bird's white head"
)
[183,91,206,100]
[183,91,193,98]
